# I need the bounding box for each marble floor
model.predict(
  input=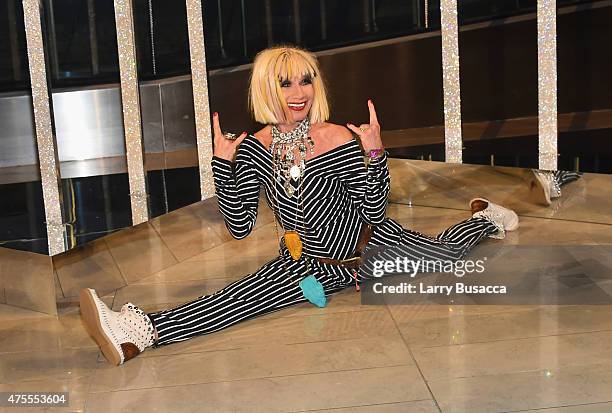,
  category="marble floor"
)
[1,164,612,412]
